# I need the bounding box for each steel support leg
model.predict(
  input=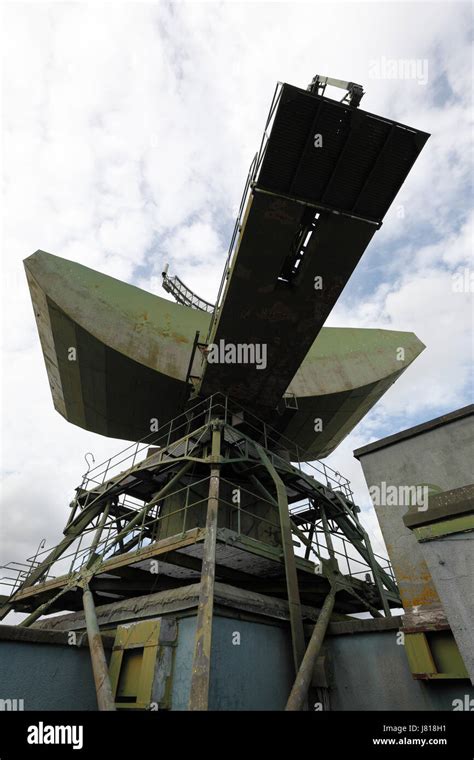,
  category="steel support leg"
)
[256,445,306,673]
[188,425,221,710]
[83,585,116,711]
[19,586,71,627]
[88,500,111,559]
[286,587,336,711]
